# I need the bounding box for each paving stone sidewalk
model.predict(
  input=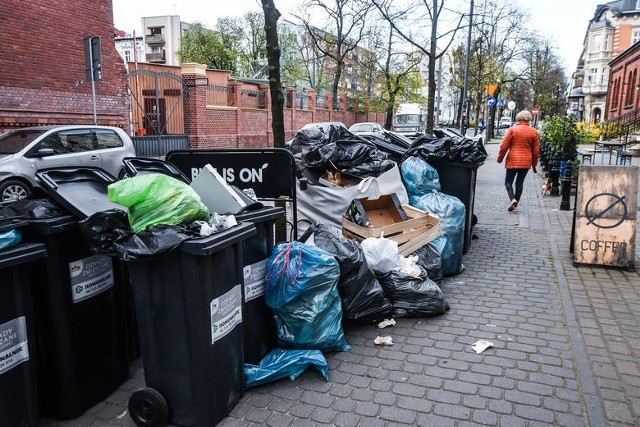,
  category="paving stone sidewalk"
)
[40,142,640,426]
